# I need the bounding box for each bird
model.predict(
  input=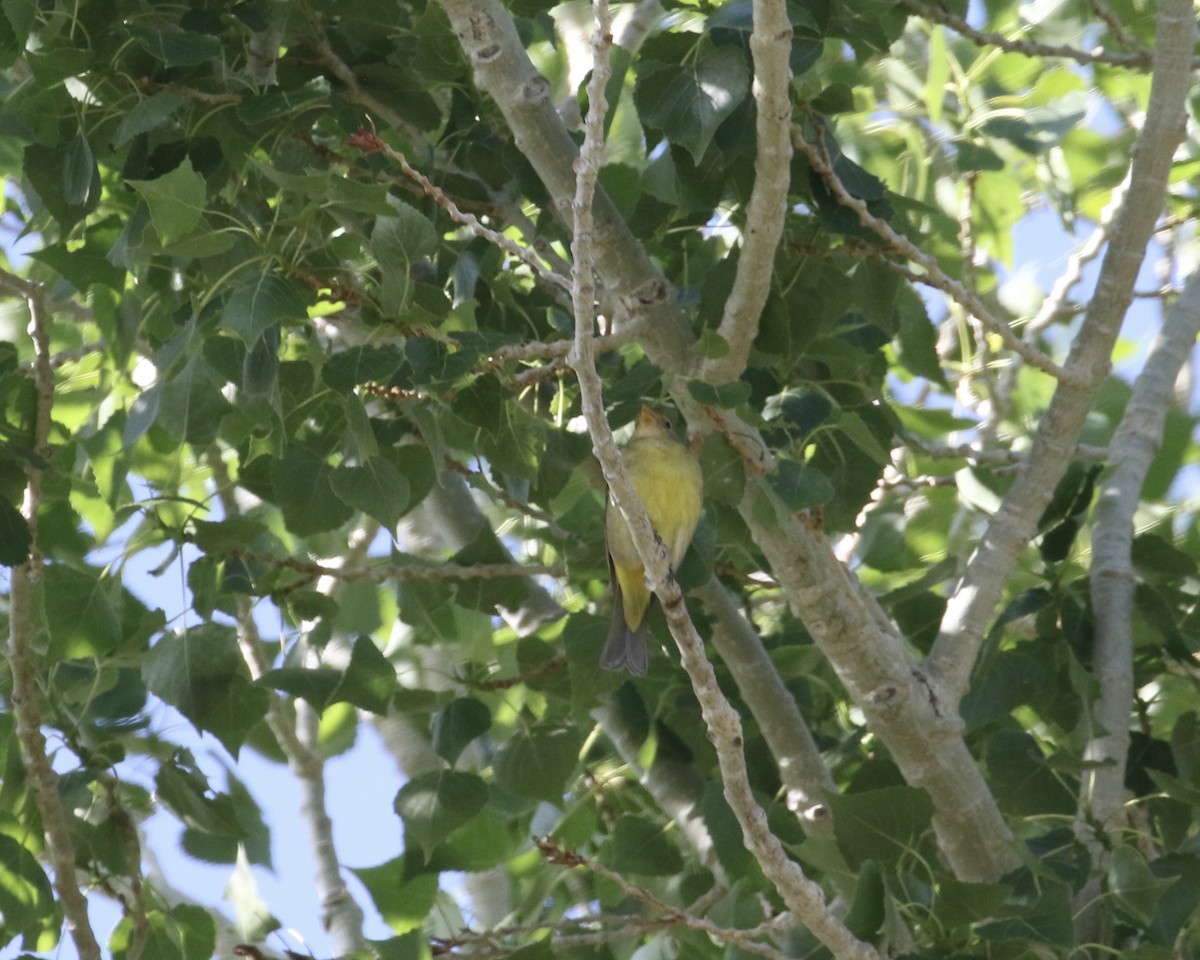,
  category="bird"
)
[600,405,703,675]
